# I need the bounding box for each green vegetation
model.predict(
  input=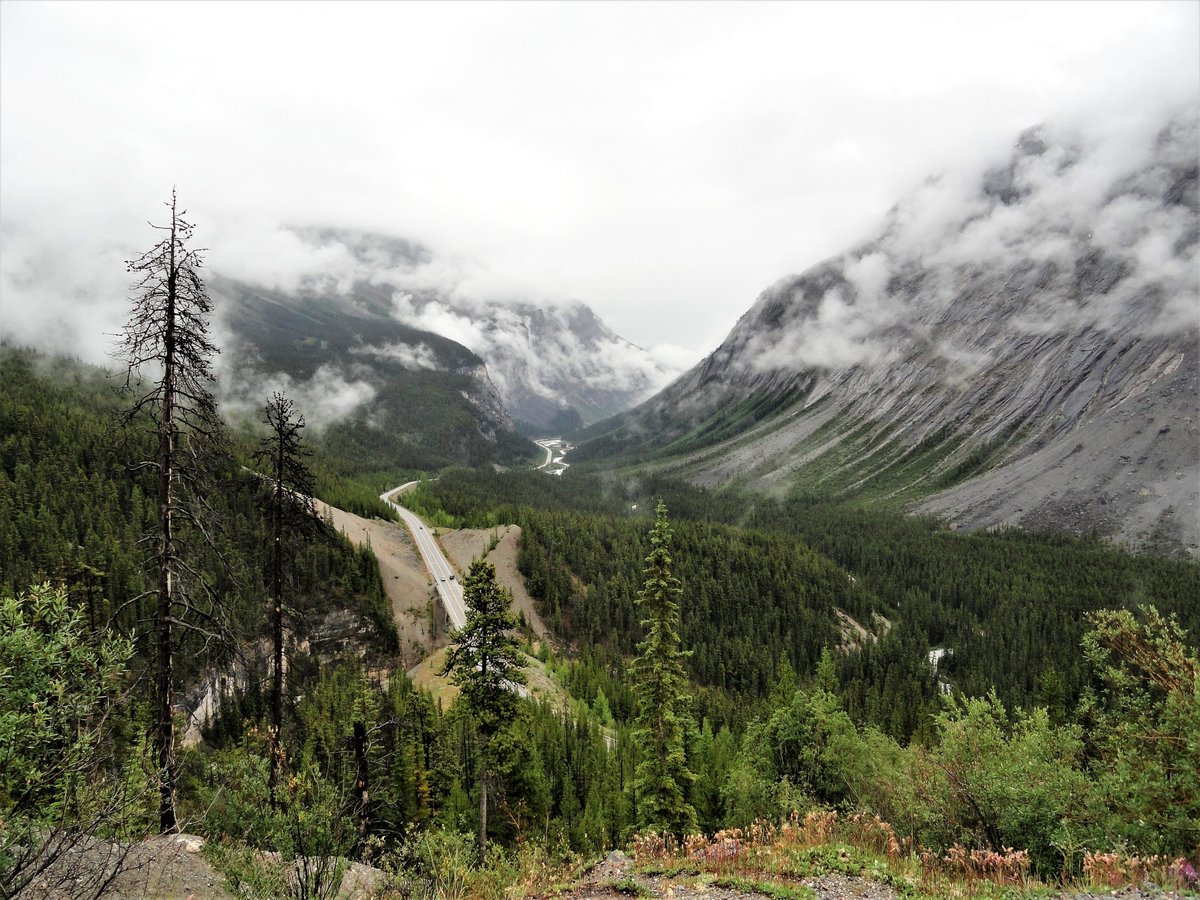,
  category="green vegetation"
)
[440,560,528,857]
[632,503,697,837]
[0,583,142,896]
[4,336,1199,897]
[416,467,1197,737]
